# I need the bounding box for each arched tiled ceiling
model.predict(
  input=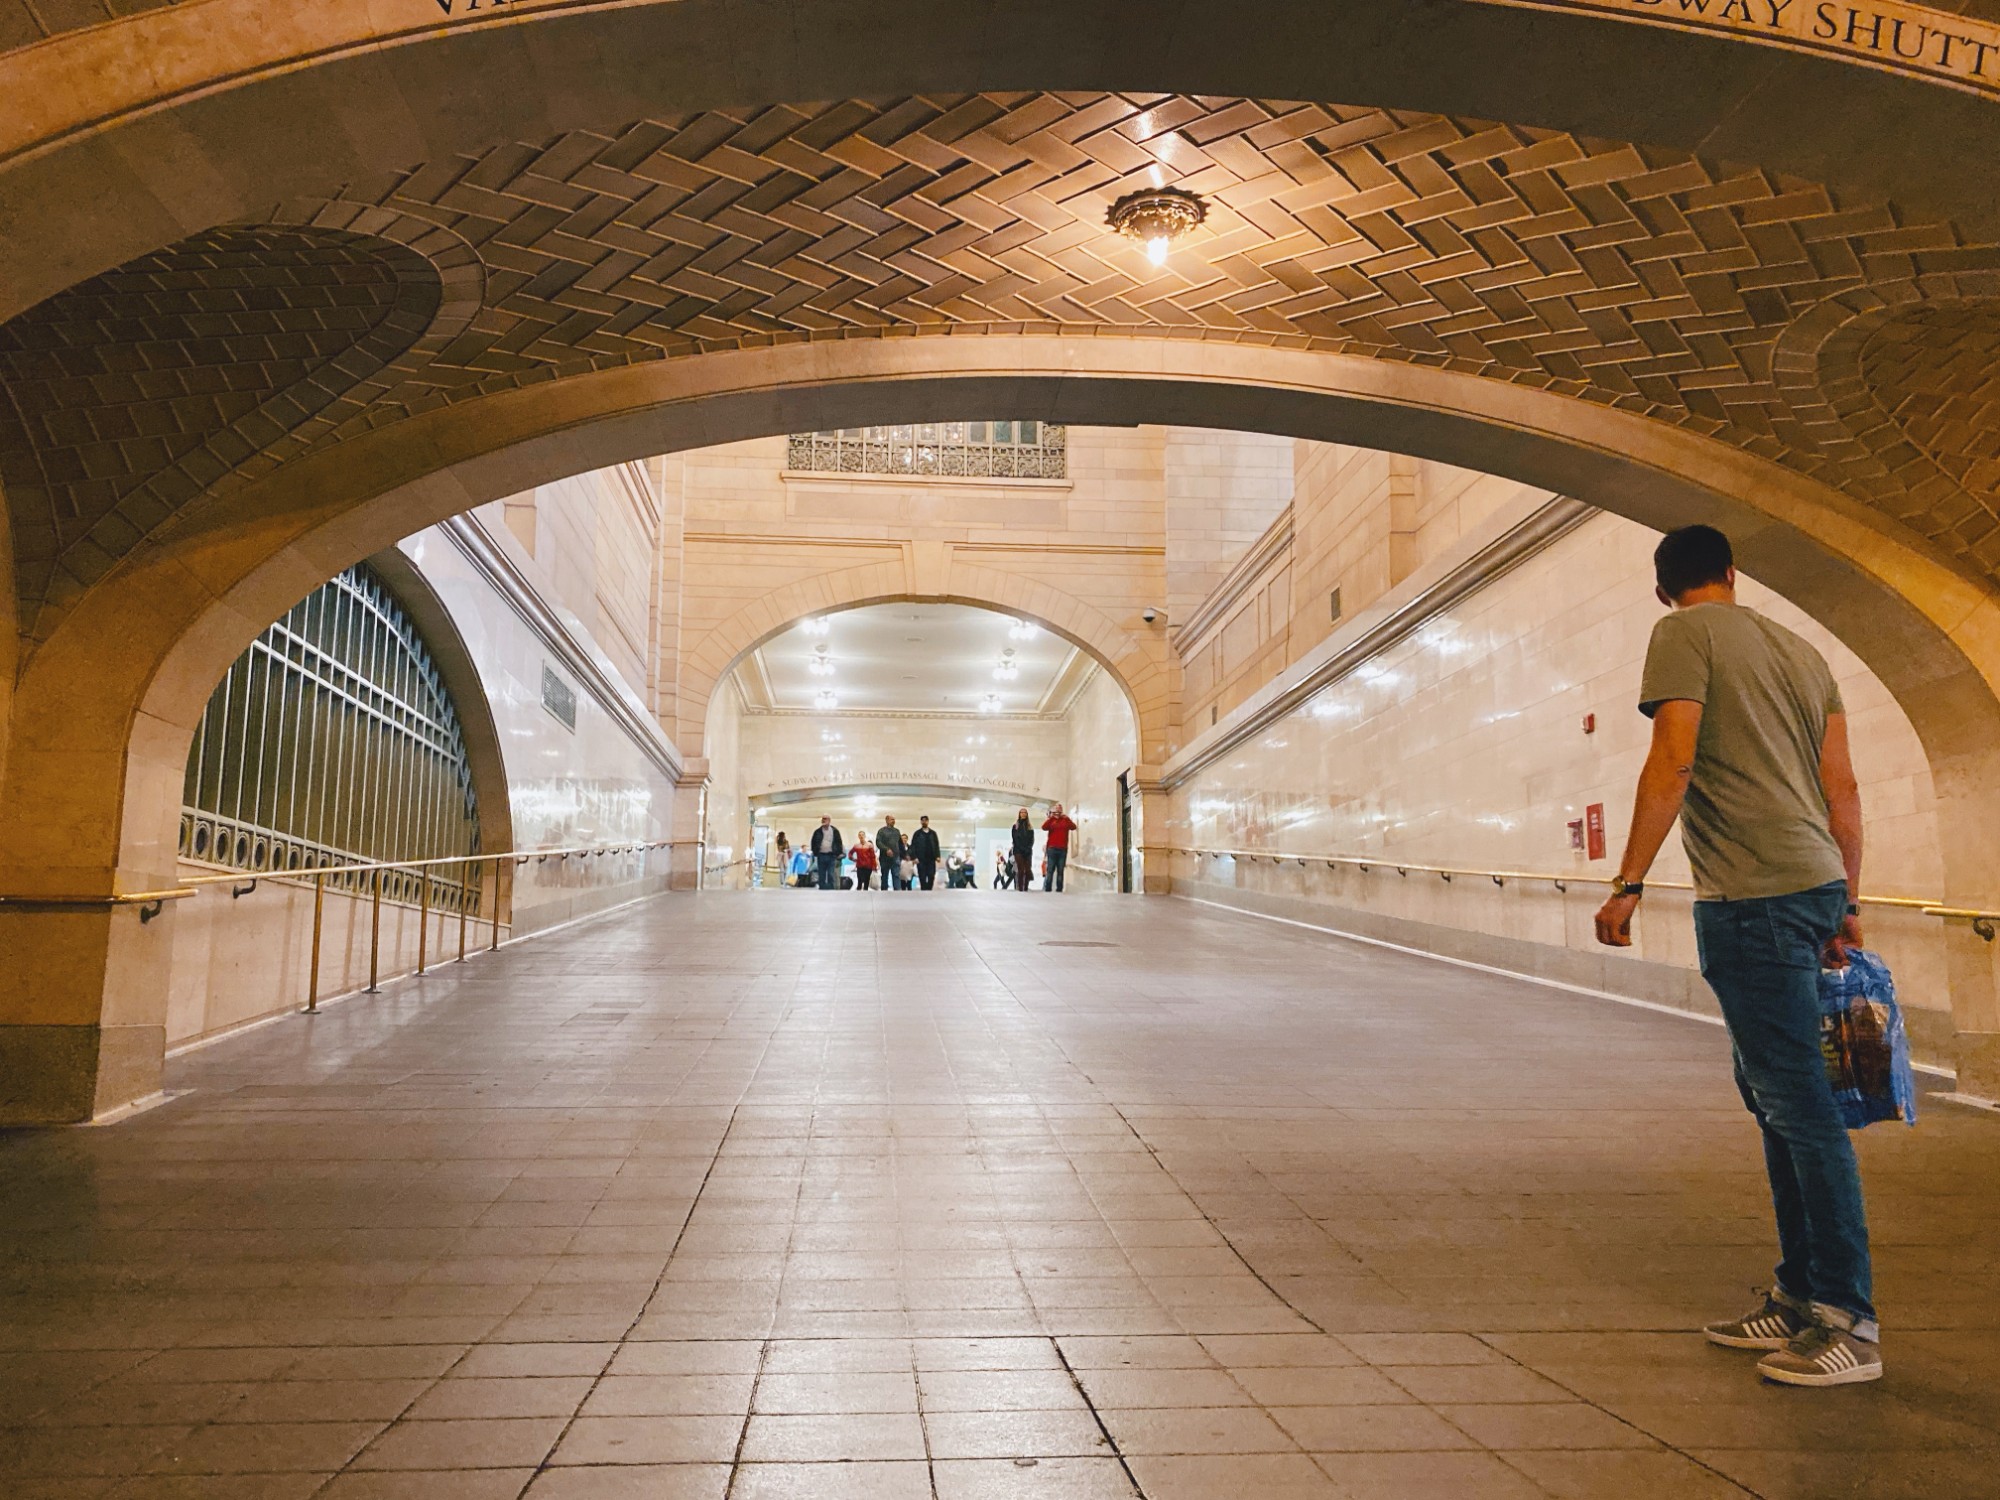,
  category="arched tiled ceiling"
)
[7,89,2000,643]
